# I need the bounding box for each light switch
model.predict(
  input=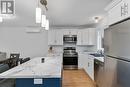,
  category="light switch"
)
[34,79,43,84]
